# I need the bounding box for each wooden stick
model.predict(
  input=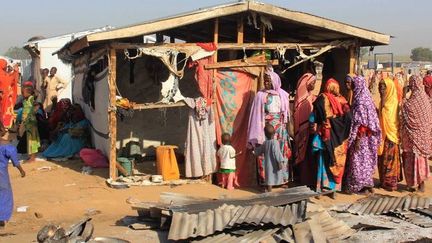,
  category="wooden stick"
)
[132,102,186,110]
[205,59,278,69]
[213,18,219,62]
[108,49,118,180]
[349,45,356,74]
[261,22,266,44]
[237,17,244,44]
[116,162,129,176]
